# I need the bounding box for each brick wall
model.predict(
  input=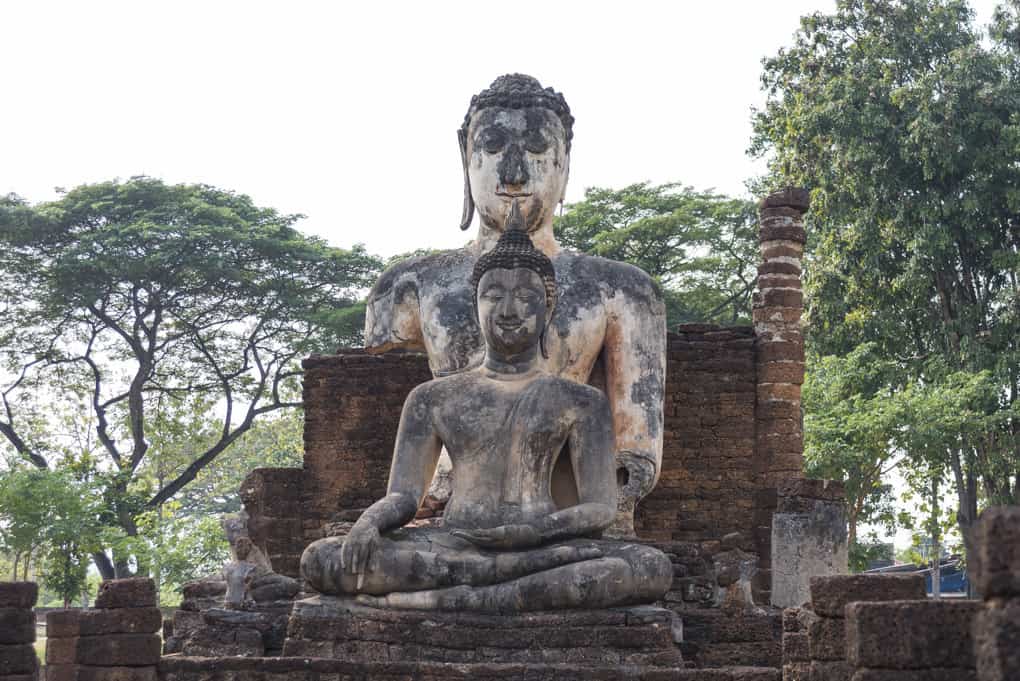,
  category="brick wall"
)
[637,325,757,546]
